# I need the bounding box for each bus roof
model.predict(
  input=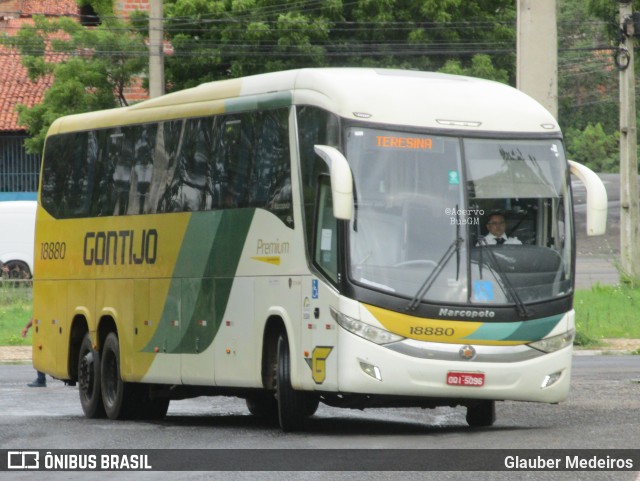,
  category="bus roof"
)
[48,68,559,136]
